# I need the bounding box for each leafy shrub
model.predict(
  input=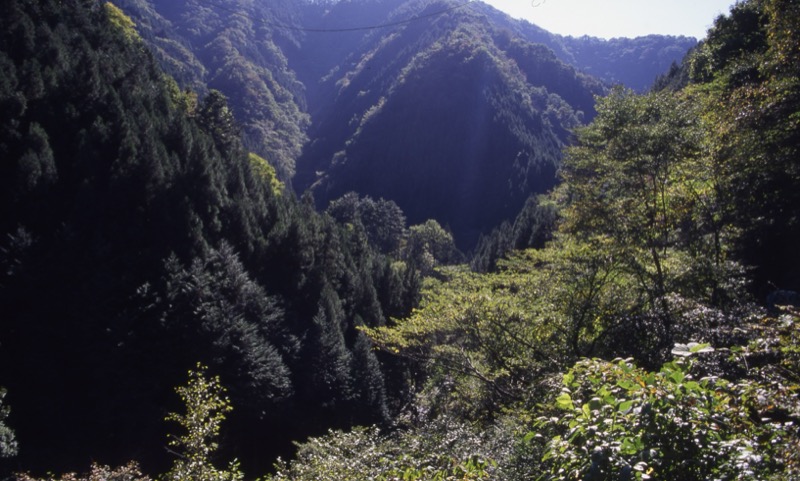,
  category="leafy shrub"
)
[534,349,790,481]
[16,463,152,481]
[266,417,500,481]
[727,305,800,479]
